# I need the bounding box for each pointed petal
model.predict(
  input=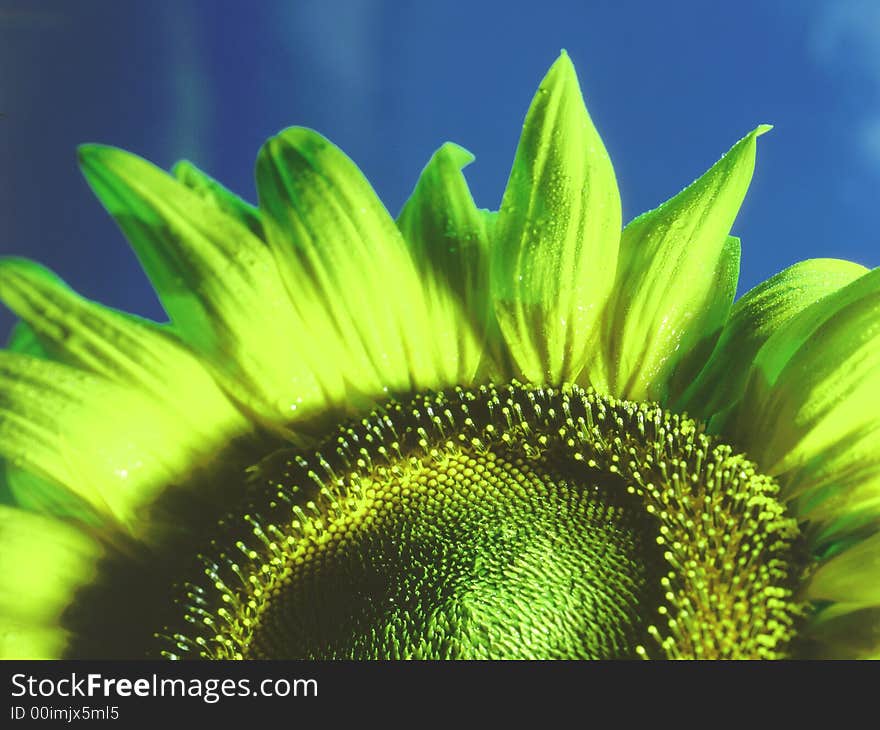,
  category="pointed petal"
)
[491,52,621,386]
[78,144,343,429]
[5,462,103,525]
[807,532,880,604]
[0,257,250,443]
[172,159,264,240]
[605,126,769,402]
[665,235,741,406]
[0,507,102,658]
[678,258,868,420]
[397,142,498,384]
[734,268,880,537]
[743,266,880,392]
[793,445,880,548]
[3,324,53,522]
[7,321,49,358]
[0,352,228,530]
[257,126,452,401]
